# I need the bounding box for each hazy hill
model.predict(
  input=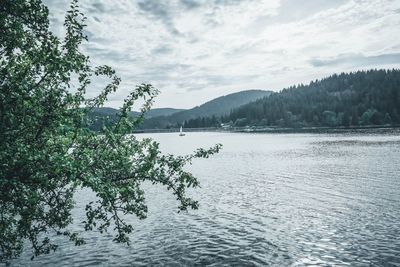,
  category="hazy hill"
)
[140,90,272,129]
[90,107,184,118]
[88,107,184,131]
[215,69,400,128]
[144,108,185,118]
